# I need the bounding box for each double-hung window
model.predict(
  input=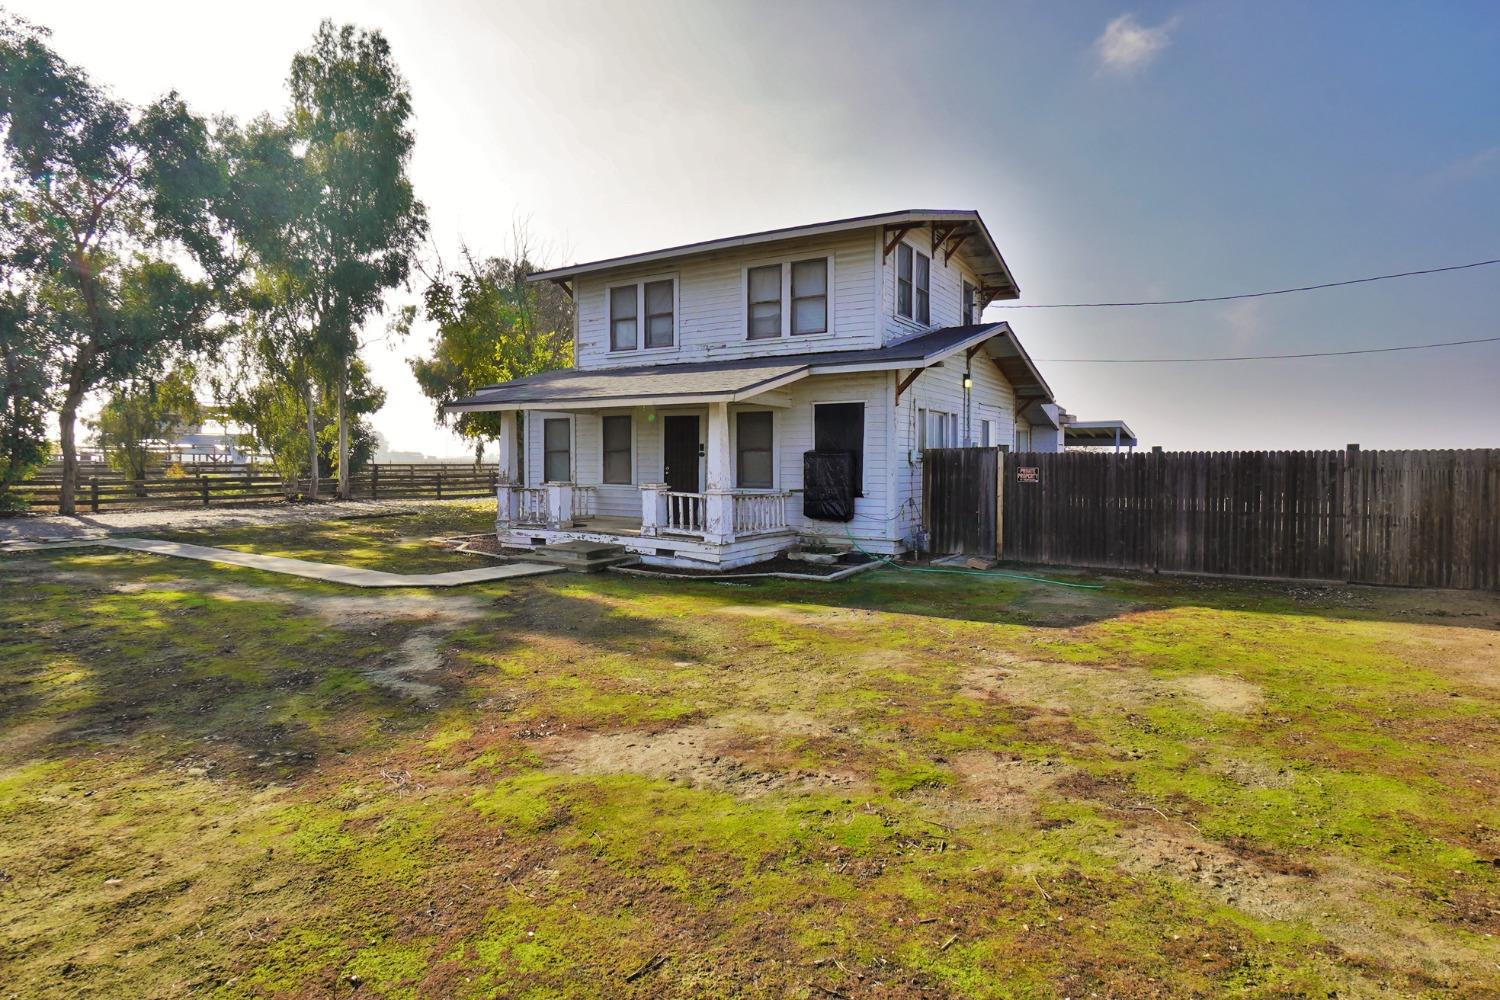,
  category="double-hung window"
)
[609,285,637,352]
[735,411,773,488]
[644,280,674,349]
[602,415,632,484]
[543,418,571,483]
[896,243,931,323]
[790,258,828,335]
[610,279,675,351]
[747,265,781,340]
[962,280,976,325]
